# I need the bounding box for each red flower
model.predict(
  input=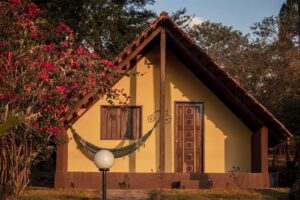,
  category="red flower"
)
[60,41,71,48]
[101,59,119,69]
[90,53,100,59]
[71,83,80,89]
[46,126,60,134]
[74,46,85,56]
[41,61,58,72]
[9,0,22,7]
[55,104,66,114]
[101,59,113,66]
[42,43,55,51]
[84,62,92,67]
[38,71,49,82]
[57,22,72,33]
[56,85,66,93]
[71,59,80,68]
[23,3,40,19]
